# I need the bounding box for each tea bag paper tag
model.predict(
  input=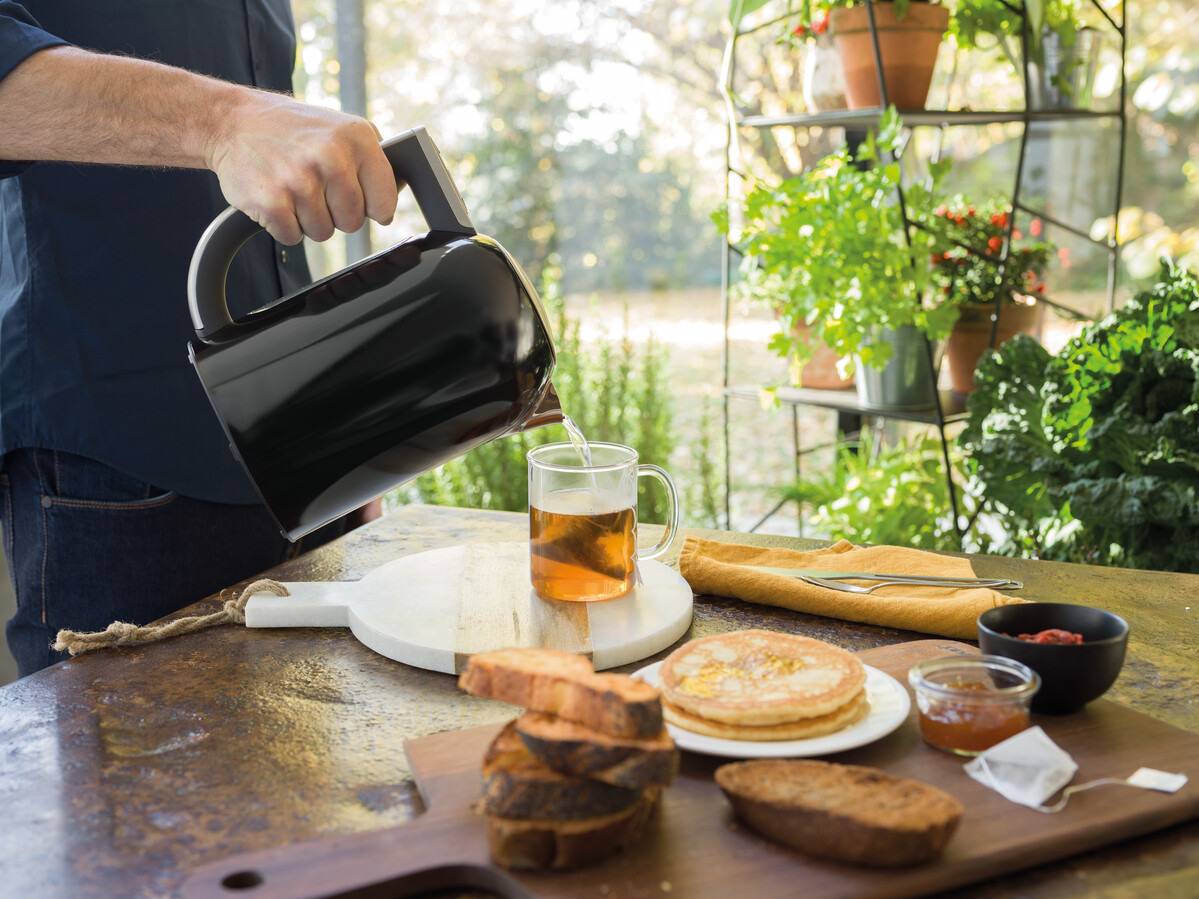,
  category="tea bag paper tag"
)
[1126,767,1188,793]
[964,726,1078,808]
